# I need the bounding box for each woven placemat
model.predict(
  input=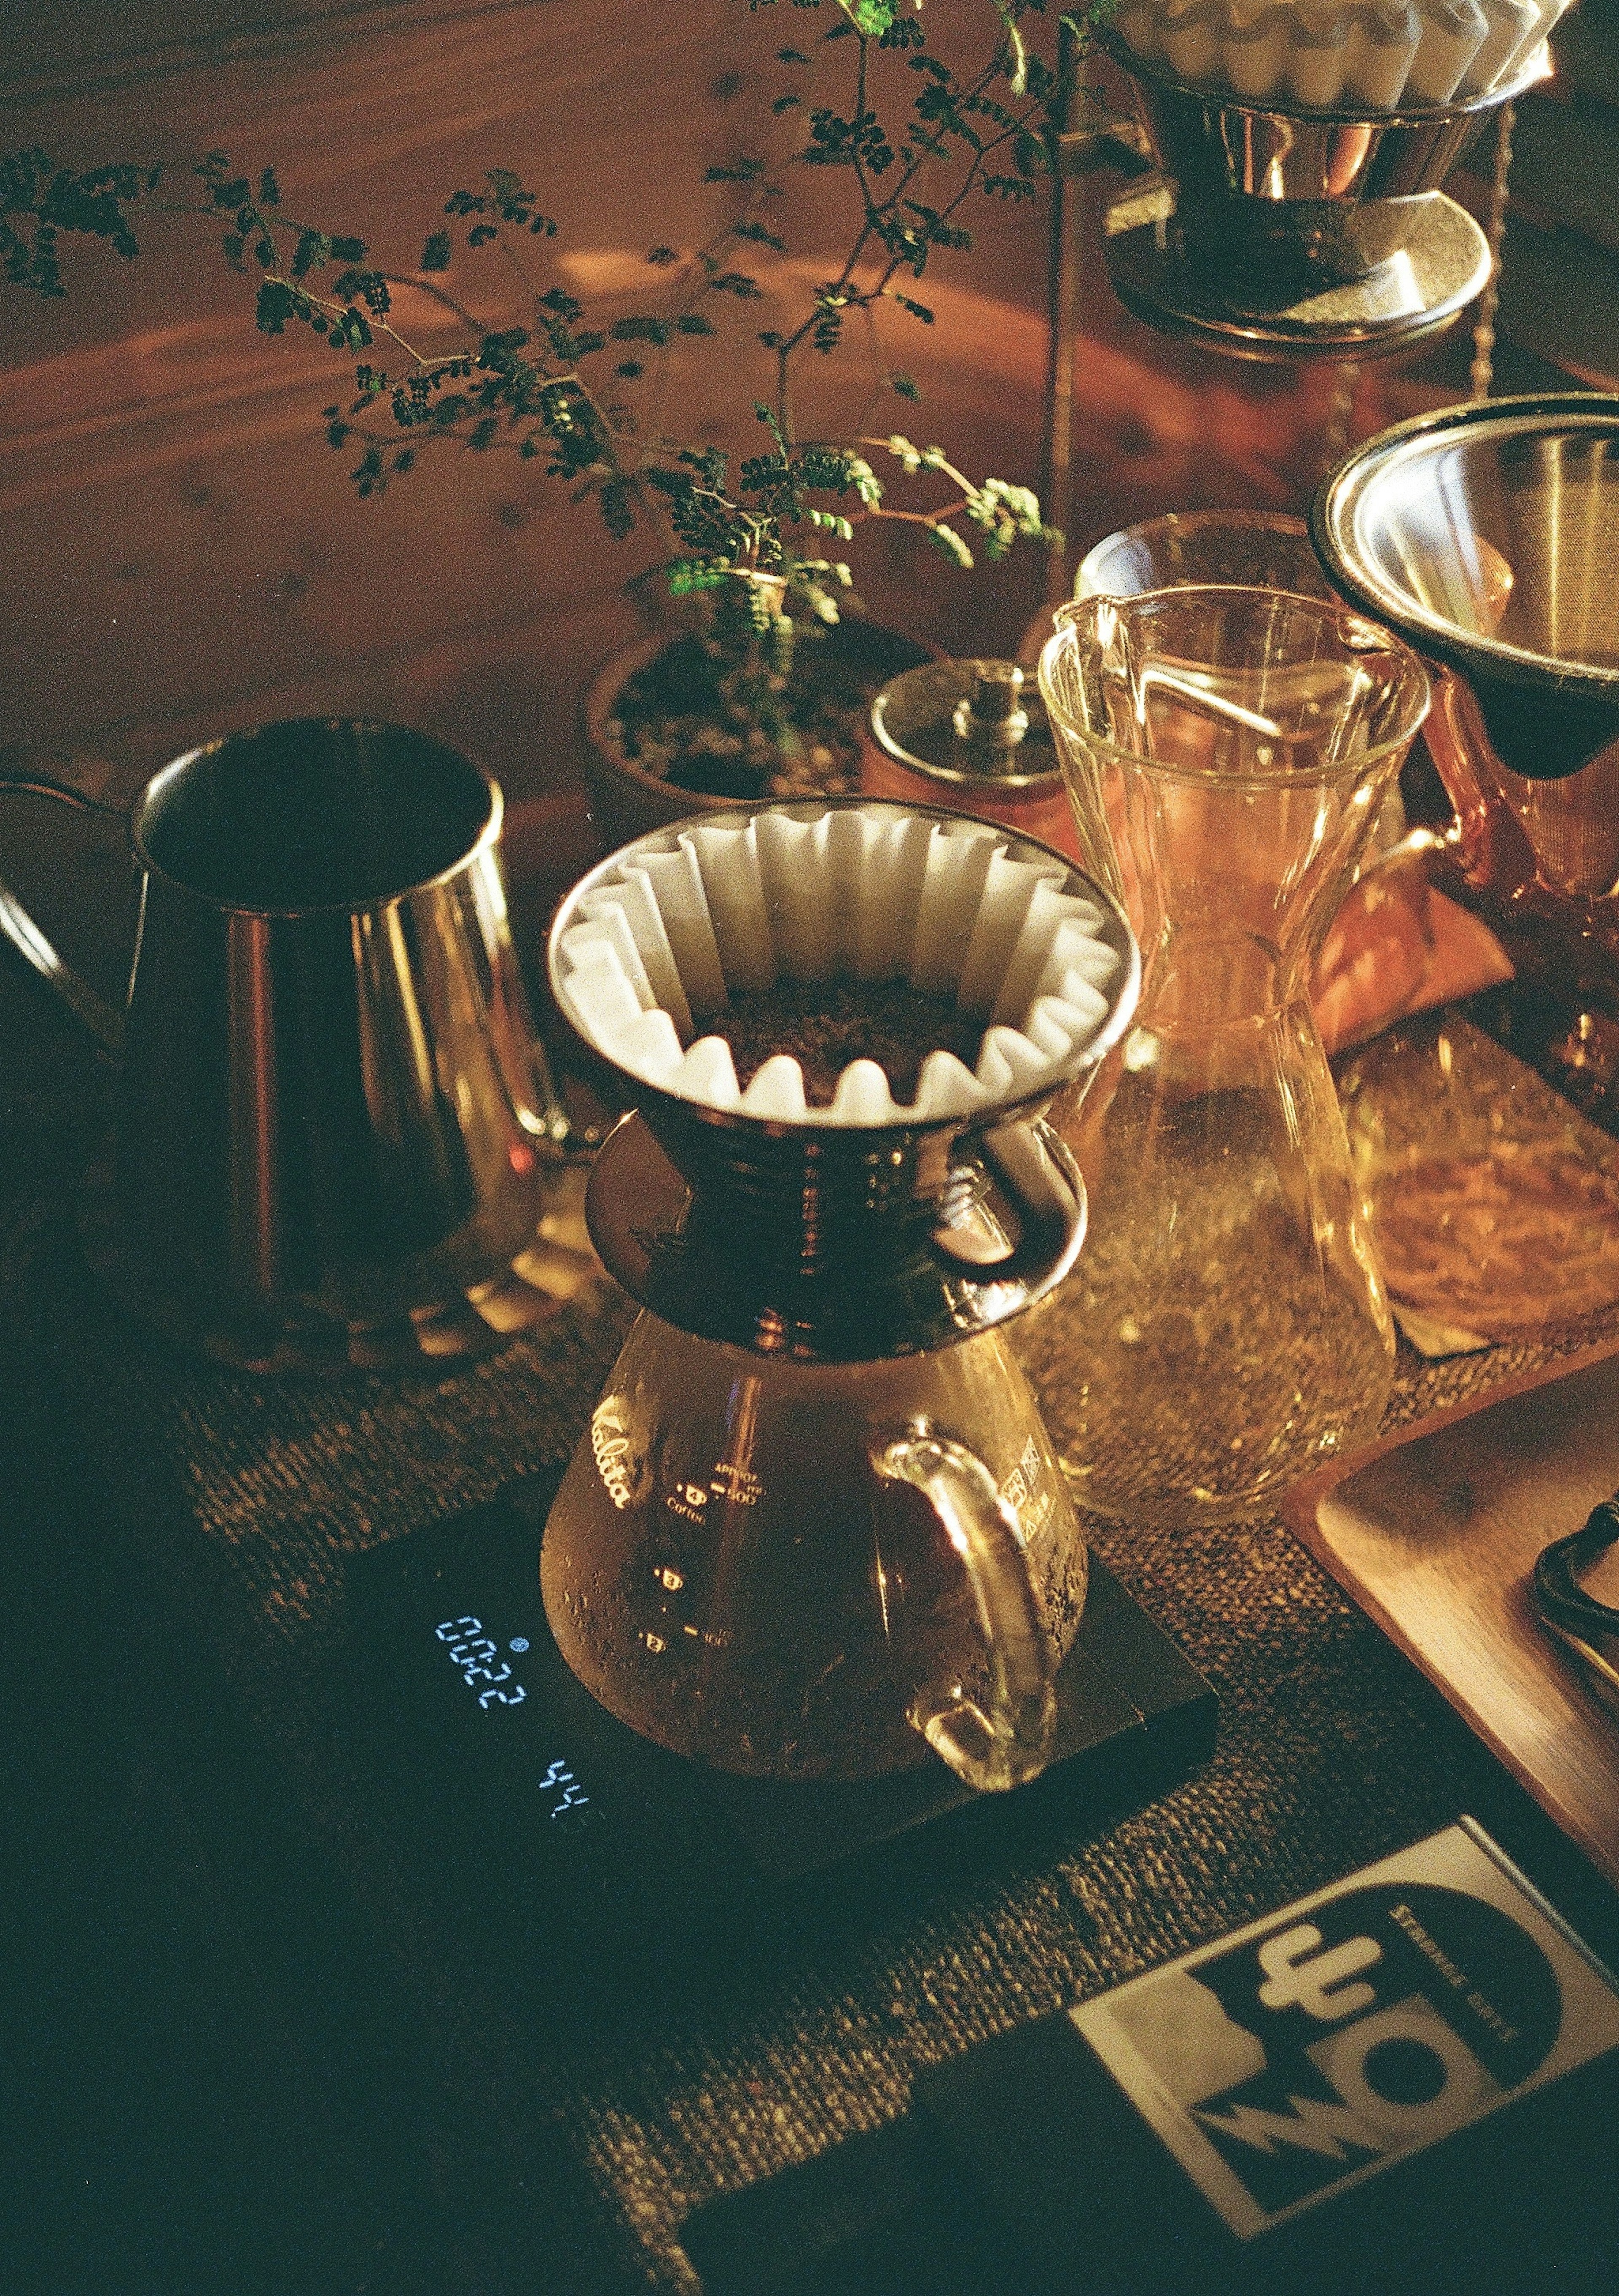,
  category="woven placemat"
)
[5,981,1615,2293]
